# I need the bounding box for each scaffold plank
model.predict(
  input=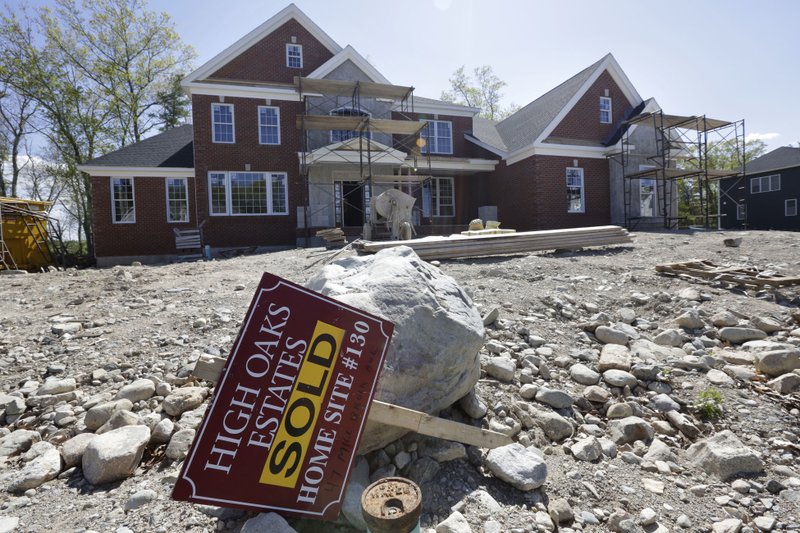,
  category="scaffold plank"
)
[295,77,413,100]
